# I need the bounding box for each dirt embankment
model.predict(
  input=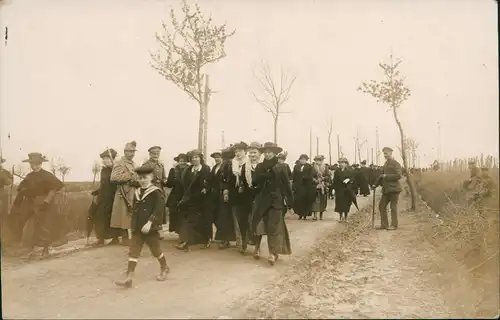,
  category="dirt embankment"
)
[235,187,499,319]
